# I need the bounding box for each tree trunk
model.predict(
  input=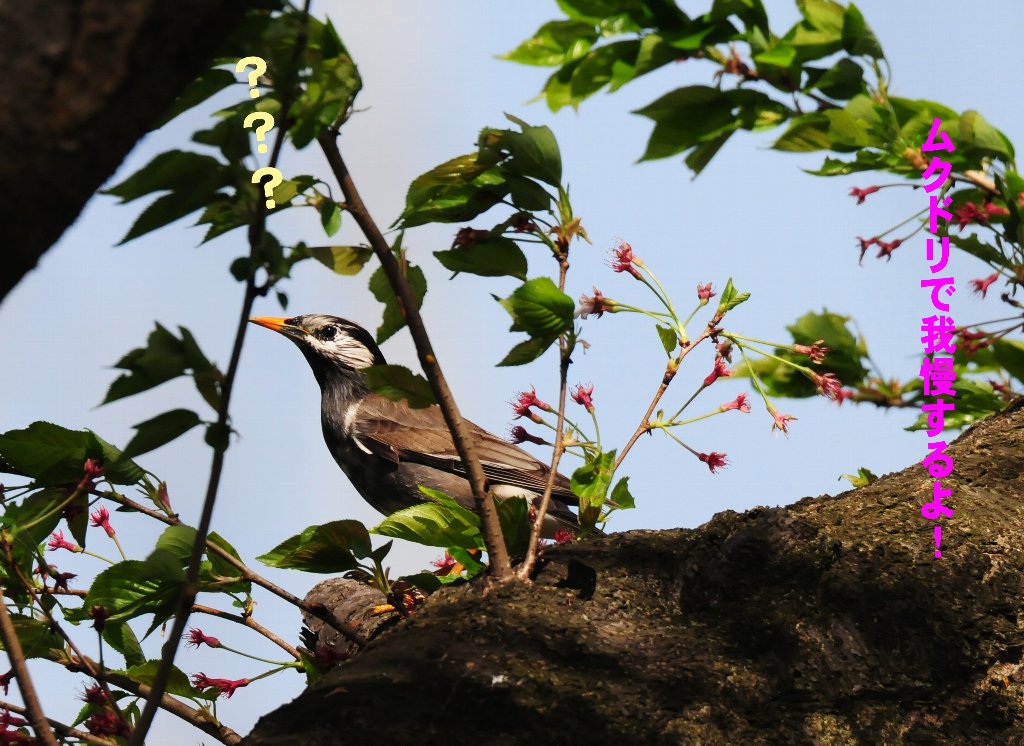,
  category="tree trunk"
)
[0,0,249,303]
[244,398,1024,745]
